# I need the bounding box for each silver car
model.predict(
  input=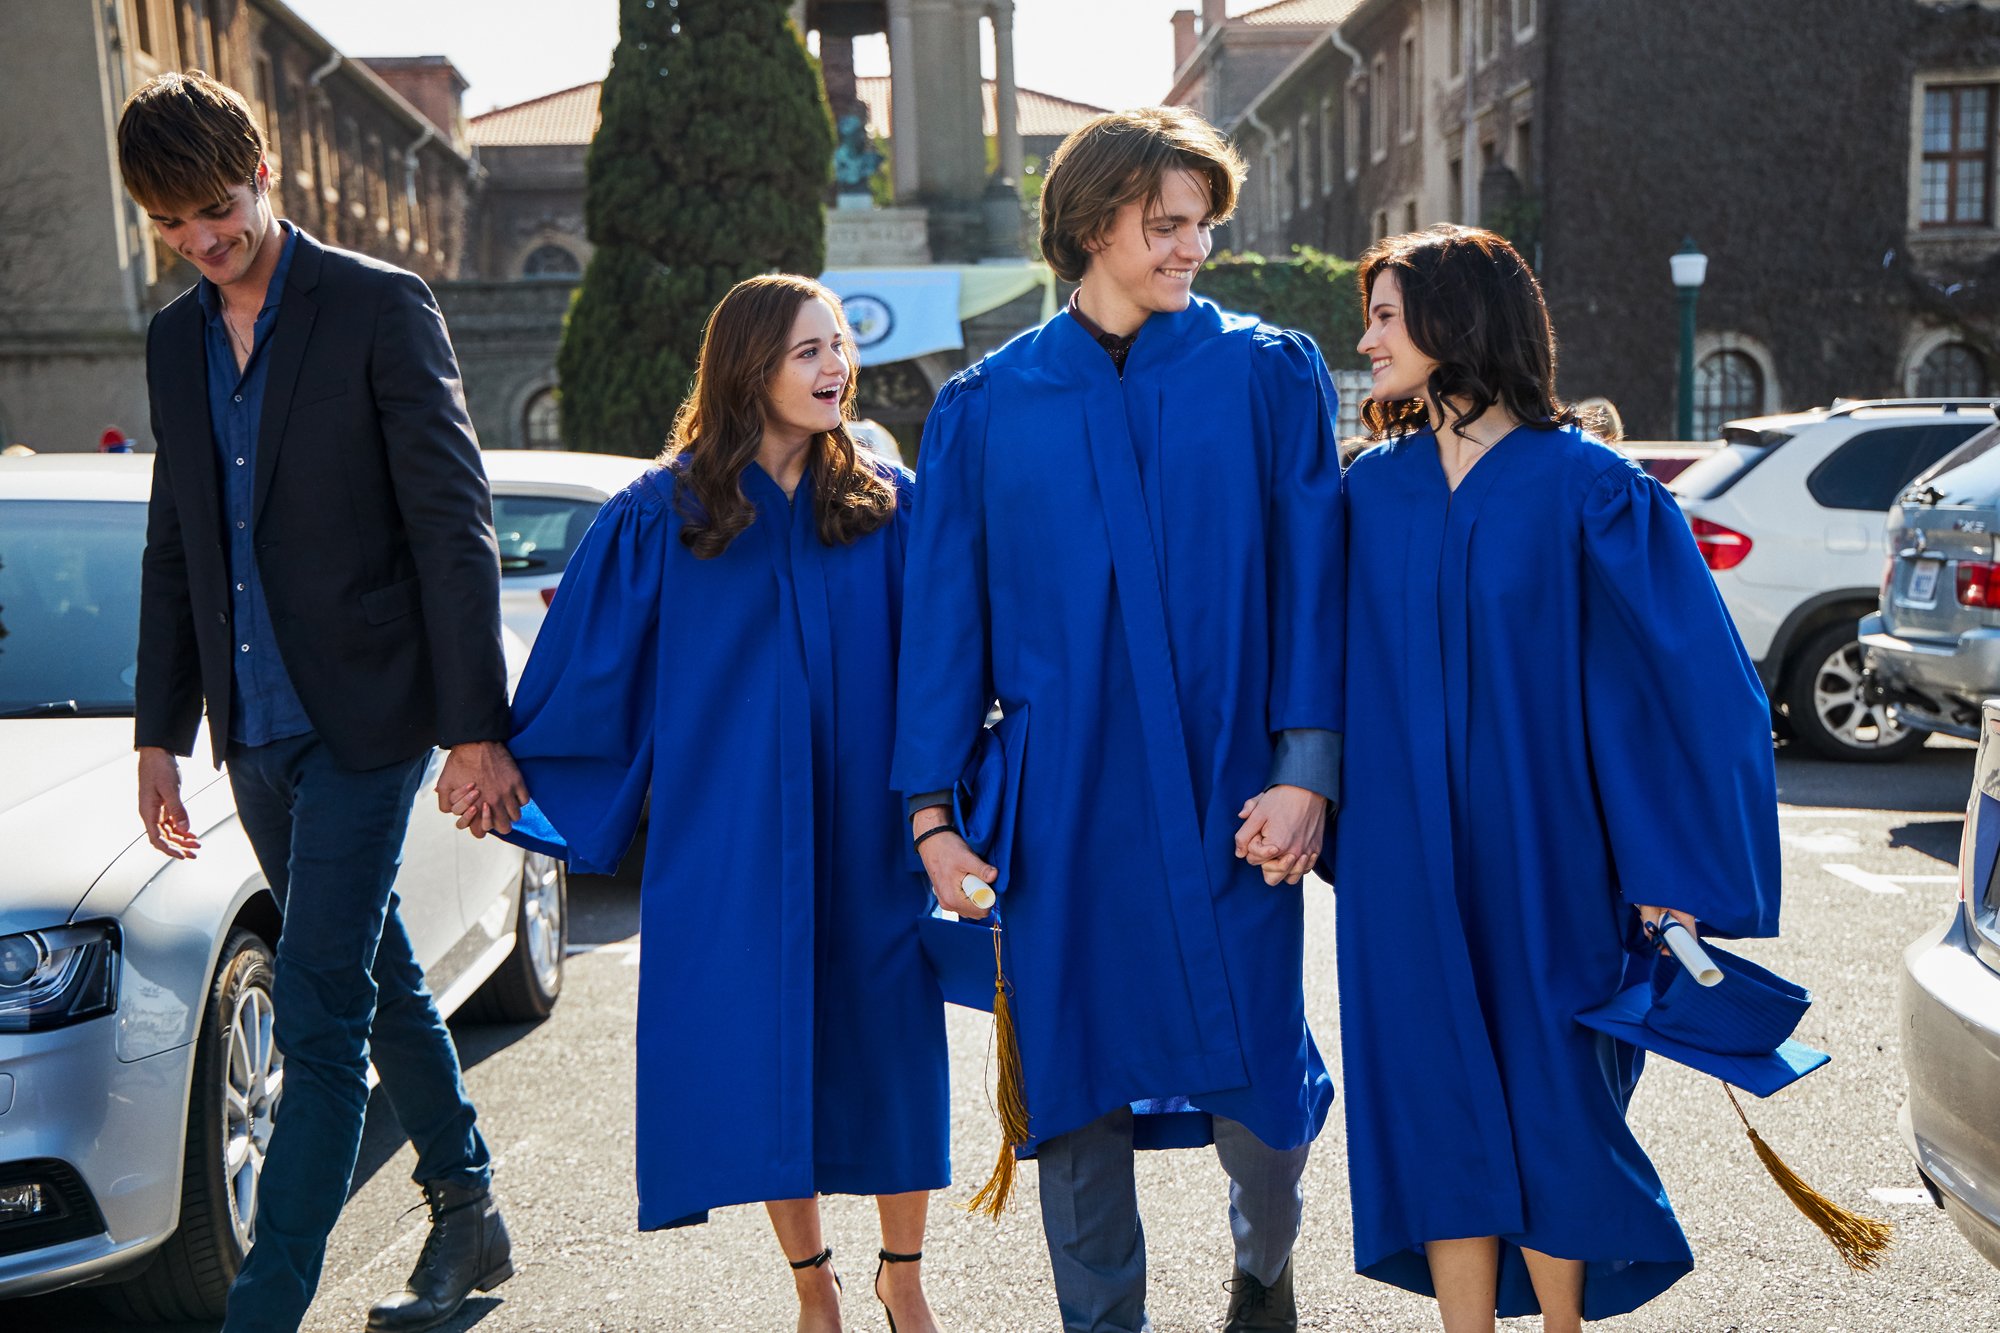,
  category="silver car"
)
[1863,420,2000,739]
[1899,696,2000,1270]
[0,454,566,1319]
